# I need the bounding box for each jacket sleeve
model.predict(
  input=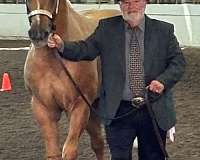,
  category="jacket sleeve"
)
[61,21,103,61]
[156,25,186,90]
